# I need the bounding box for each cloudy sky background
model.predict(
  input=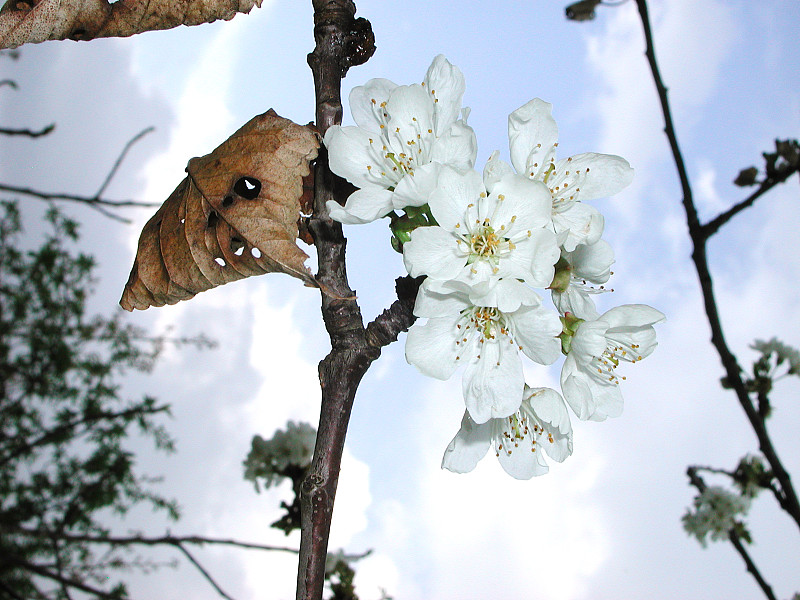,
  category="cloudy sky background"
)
[2,0,799,598]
